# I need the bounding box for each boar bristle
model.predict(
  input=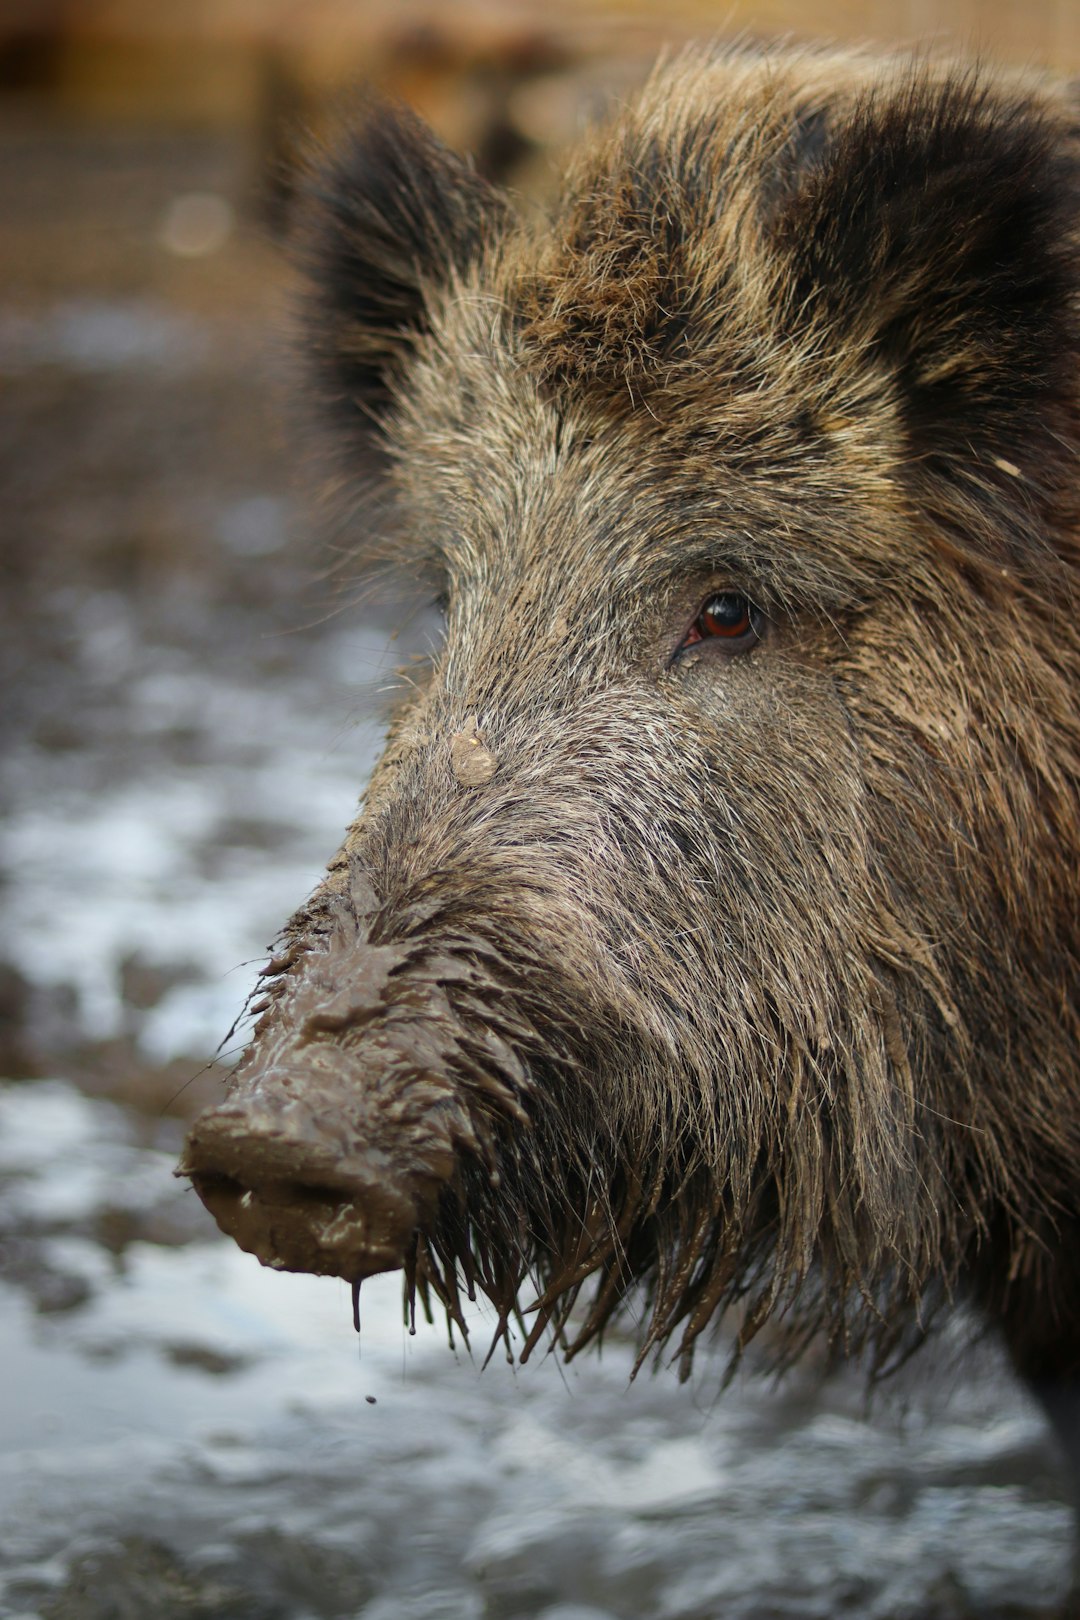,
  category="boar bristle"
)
[777,69,1080,548]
